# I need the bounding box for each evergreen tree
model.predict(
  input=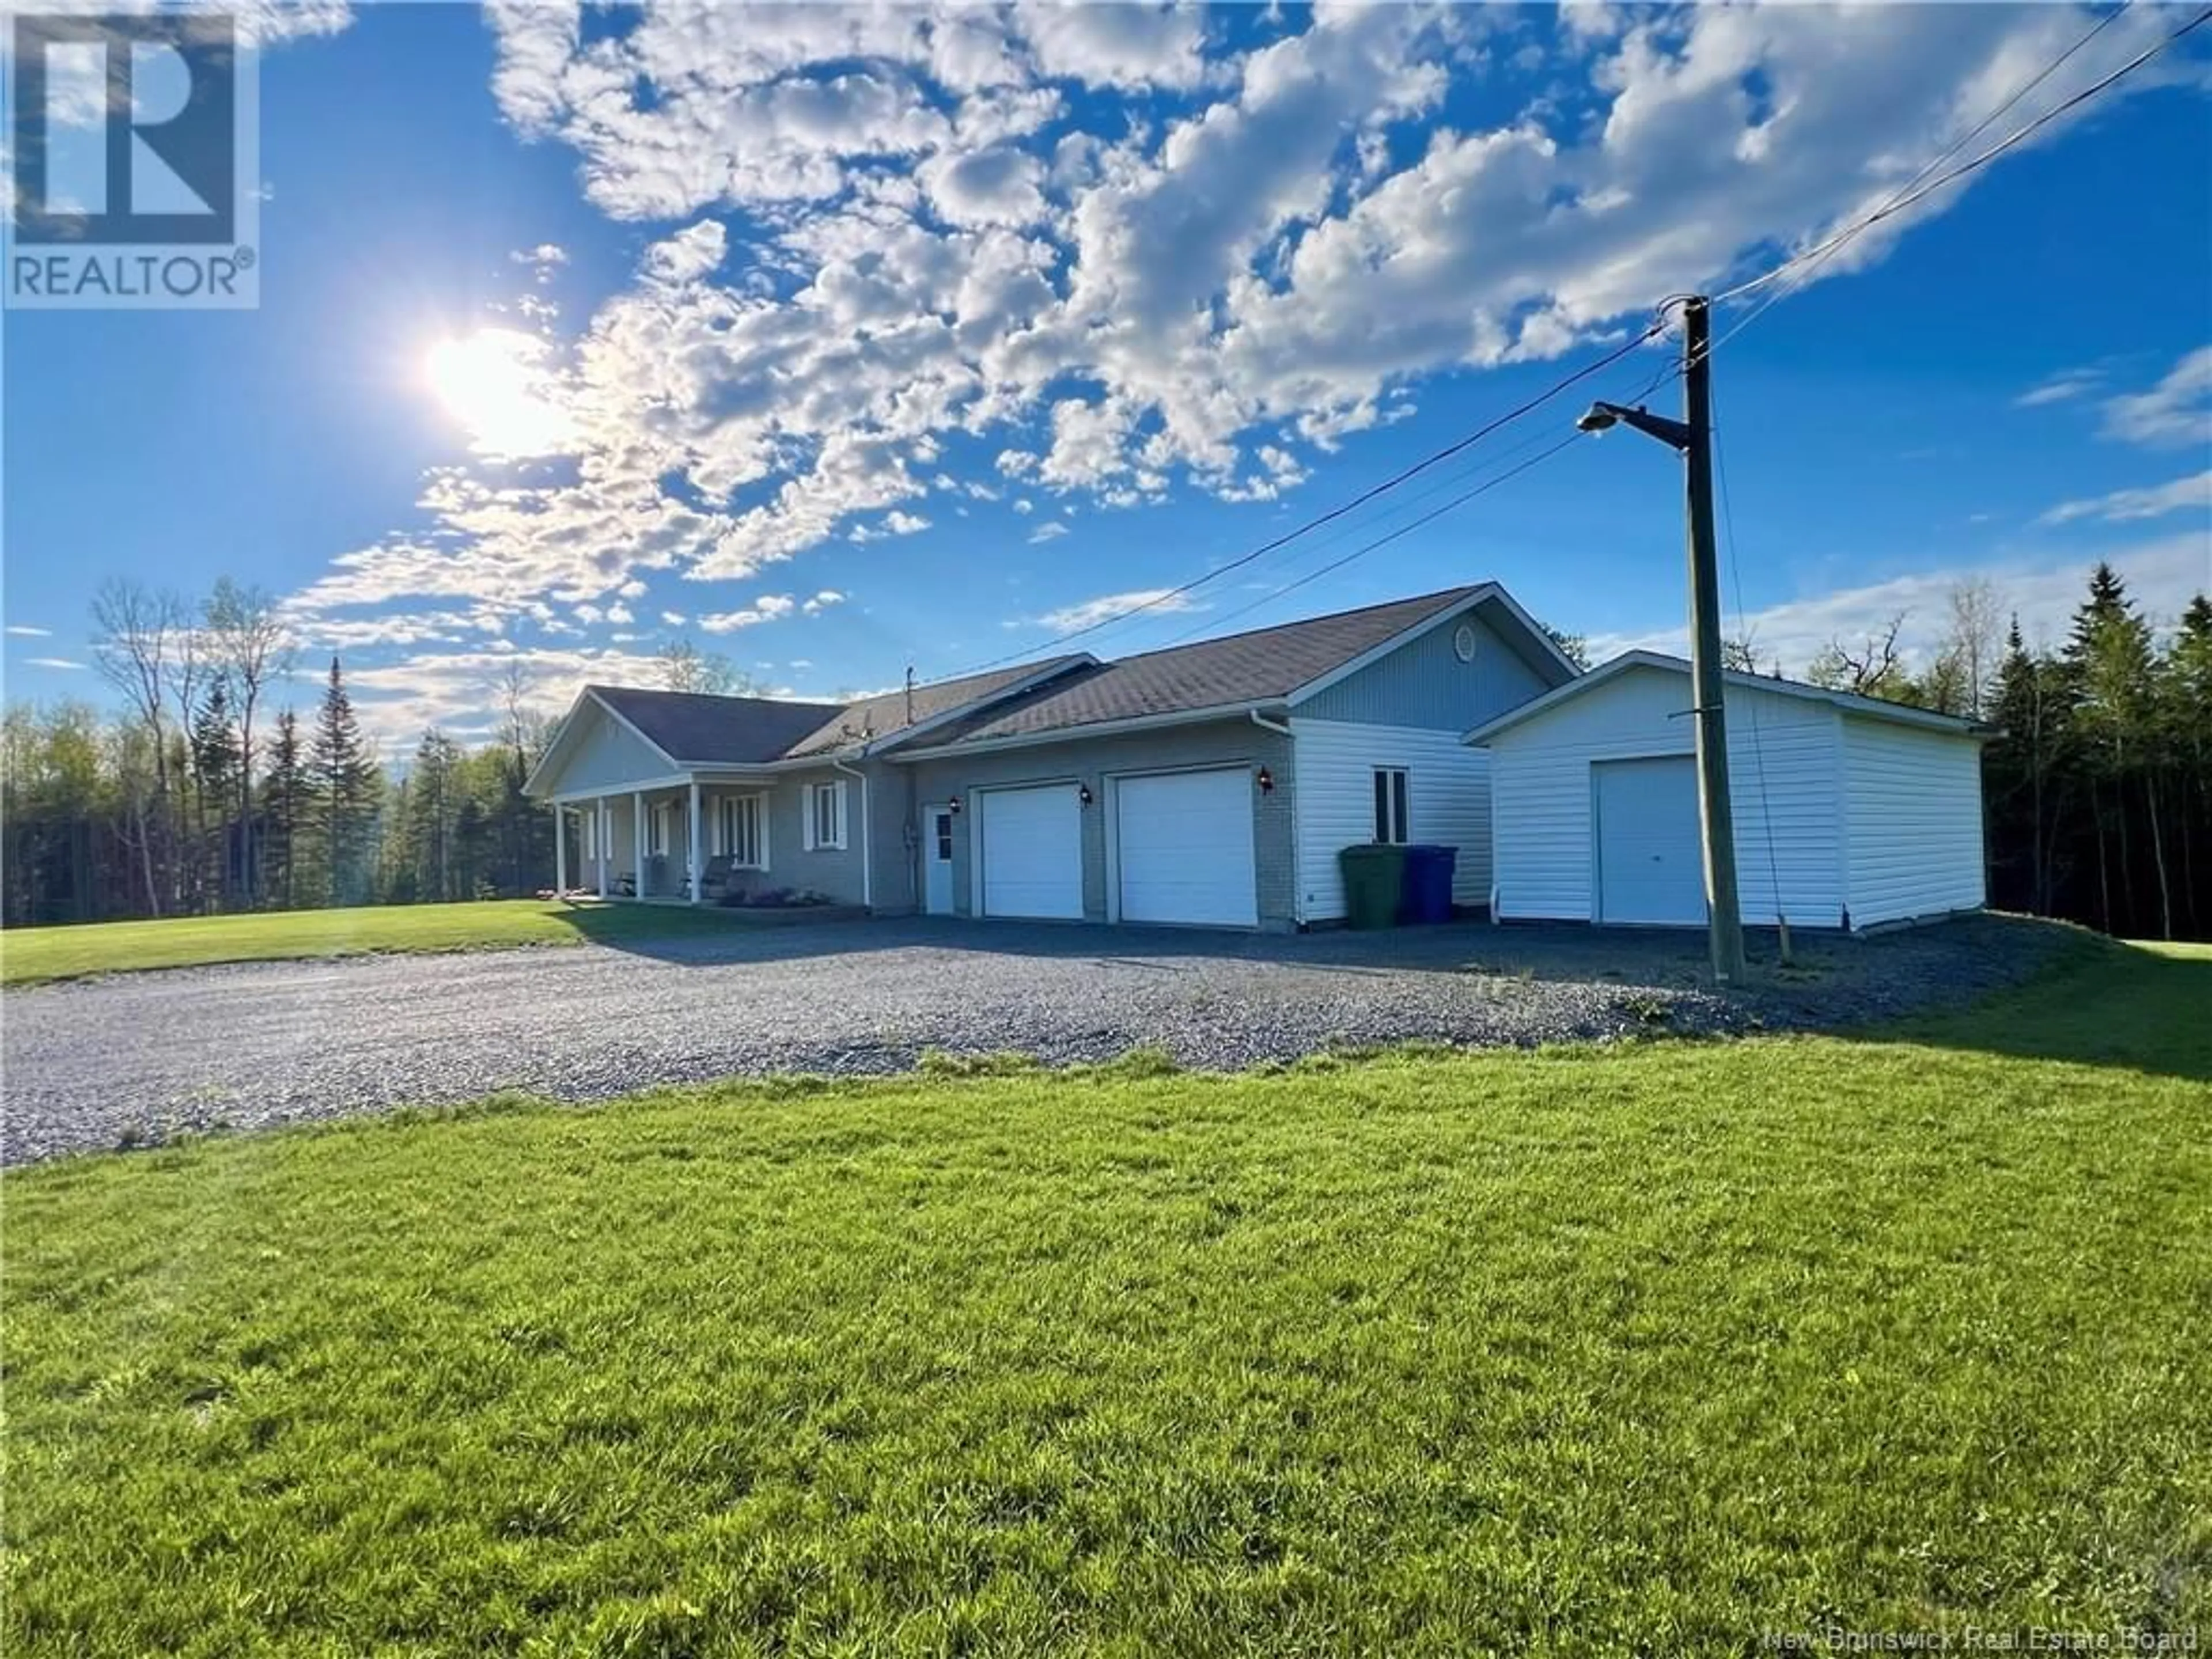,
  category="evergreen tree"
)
[2061,565,2158,934]
[262,708,308,910]
[1984,621,2069,917]
[405,729,464,903]
[190,679,243,905]
[309,656,380,907]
